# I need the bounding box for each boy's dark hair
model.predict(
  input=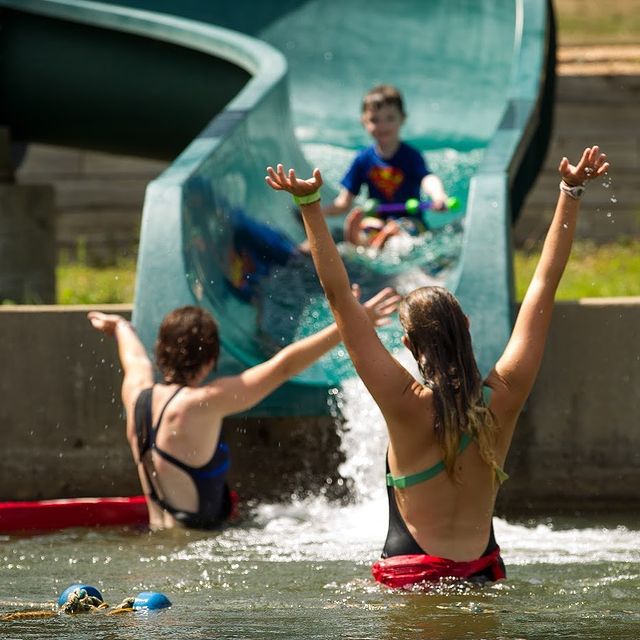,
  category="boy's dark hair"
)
[361,84,406,116]
[155,306,219,385]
